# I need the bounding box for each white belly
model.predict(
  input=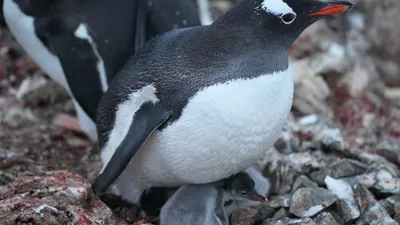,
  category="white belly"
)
[123,68,294,188]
